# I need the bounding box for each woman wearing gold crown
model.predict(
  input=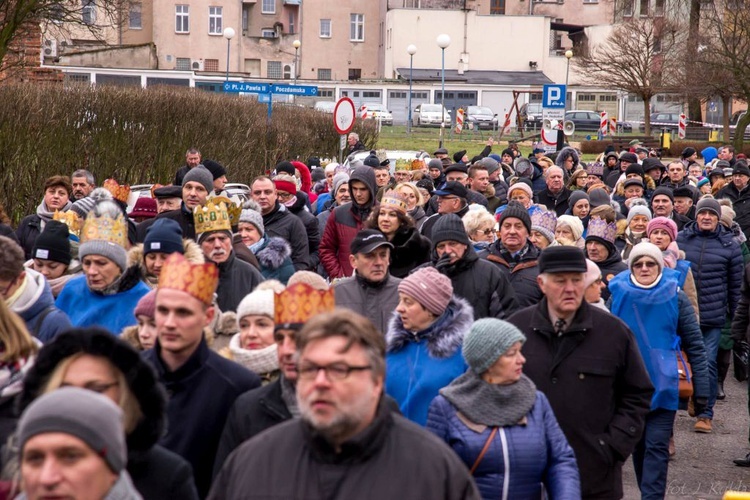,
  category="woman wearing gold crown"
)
[56,201,150,334]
